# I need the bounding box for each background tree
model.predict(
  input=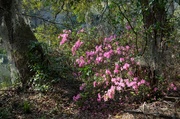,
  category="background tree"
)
[0,0,44,88]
